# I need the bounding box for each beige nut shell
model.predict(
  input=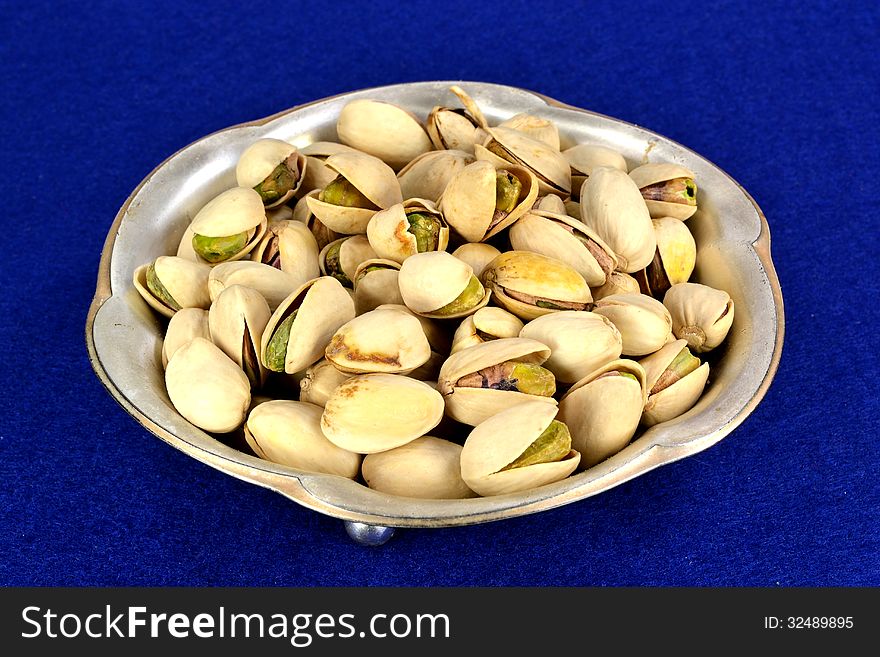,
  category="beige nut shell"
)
[133,256,212,319]
[450,242,502,280]
[161,308,210,368]
[299,359,354,408]
[629,162,697,220]
[397,150,474,203]
[208,285,271,387]
[353,259,404,315]
[336,99,433,169]
[593,293,673,356]
[663,283,734,353]
[207,261,303,311]
[639,339,710,427]
[475,126,571,195]
[398,251,490,318]
[366,198,449,263]
[451,306,524,354]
